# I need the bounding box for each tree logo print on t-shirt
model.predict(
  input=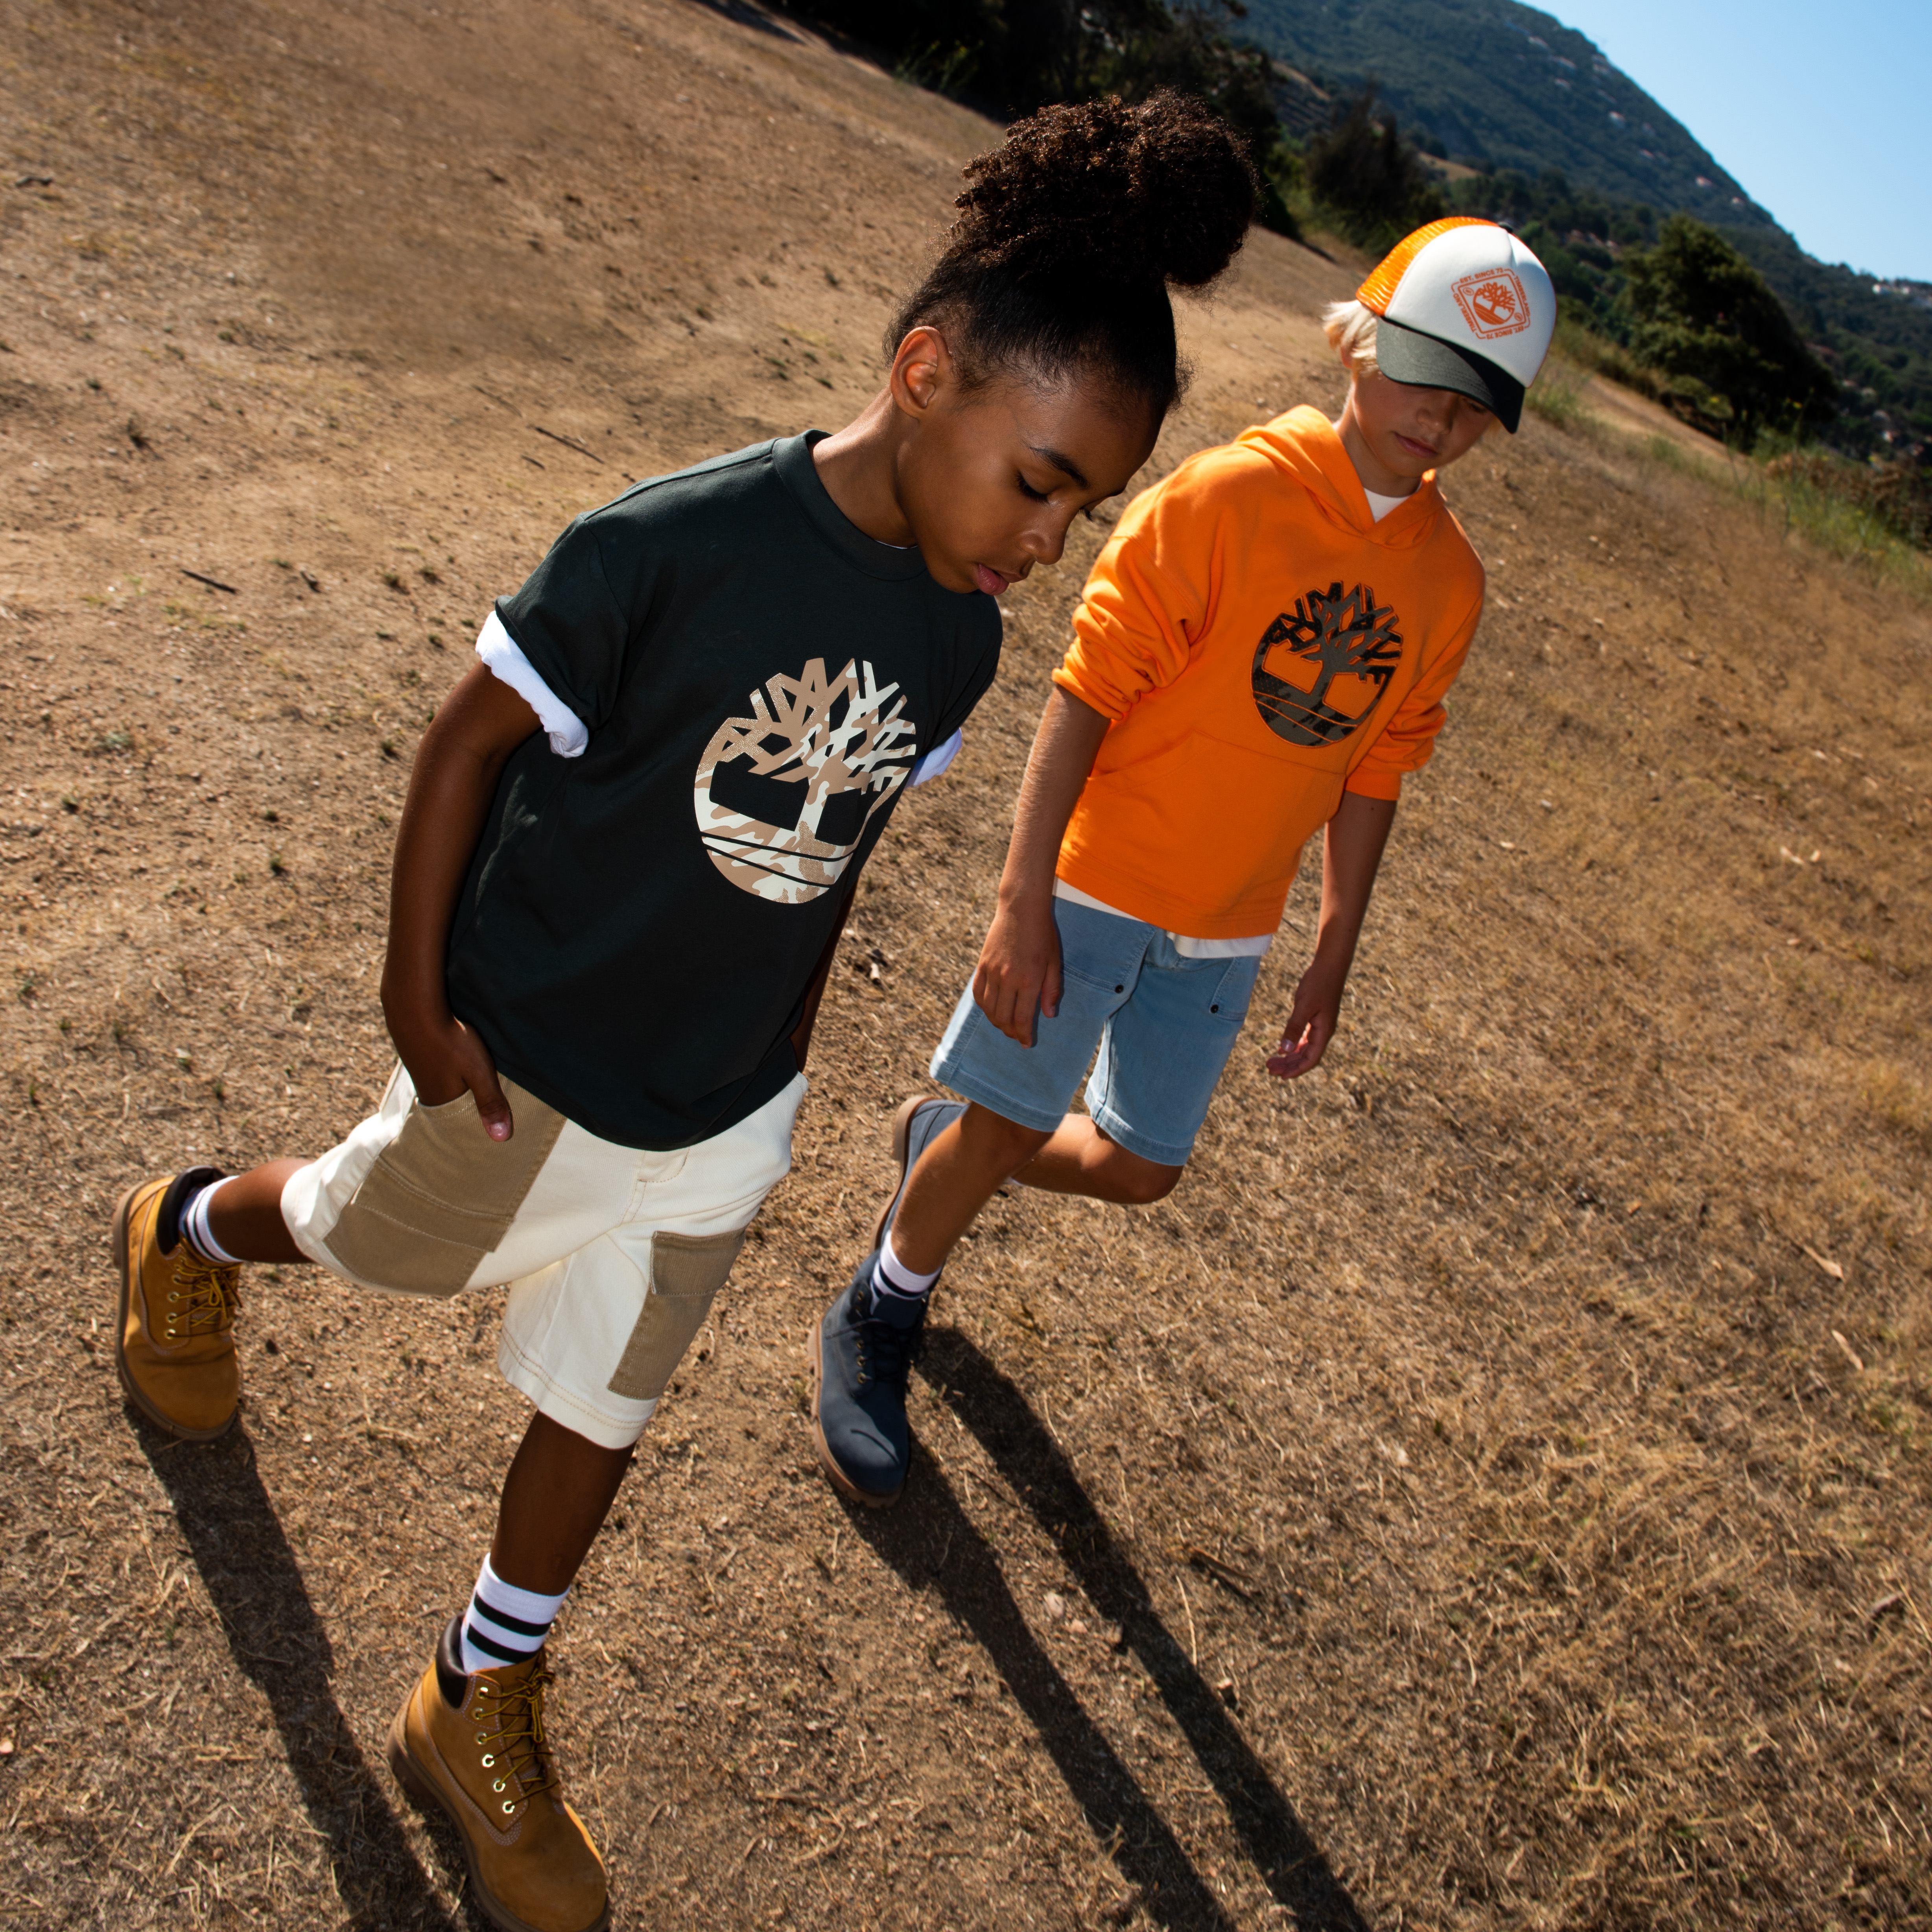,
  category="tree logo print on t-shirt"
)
[1251,583,1403,747]
[693,656,918,903]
